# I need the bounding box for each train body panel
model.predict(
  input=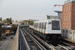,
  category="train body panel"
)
[33,19,61,34]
